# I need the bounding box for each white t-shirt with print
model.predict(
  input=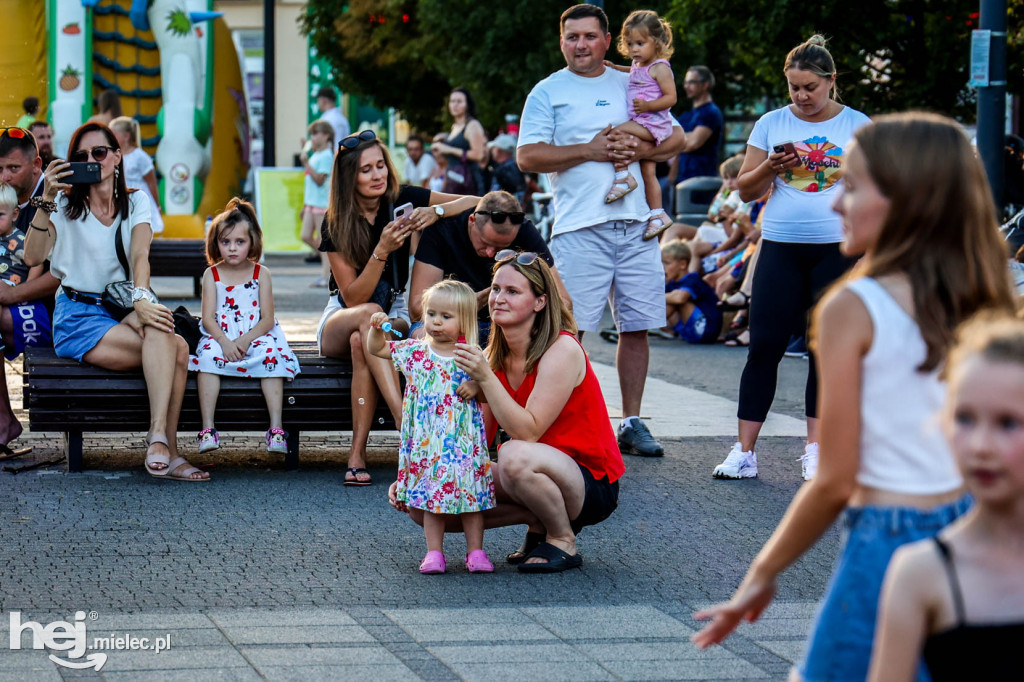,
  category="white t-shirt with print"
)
[50,190,152,293]
[748,105,870,243]
[519,67,679,236]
